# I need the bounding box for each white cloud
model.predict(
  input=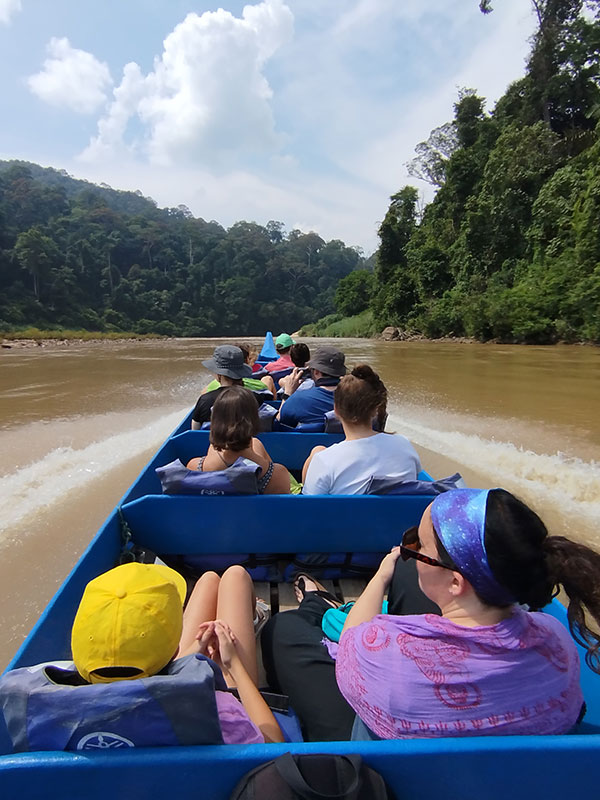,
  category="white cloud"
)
[28,37,113,114]
[72,156,381,252]
[19,0,541,254]
[275,0,536,202]
[82,0,293,165]
[0,0,21,25]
